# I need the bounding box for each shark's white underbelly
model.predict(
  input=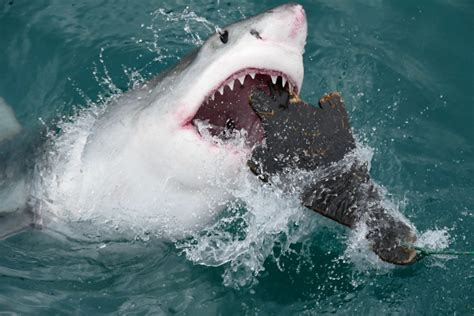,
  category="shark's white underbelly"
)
[33,90,248,237]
